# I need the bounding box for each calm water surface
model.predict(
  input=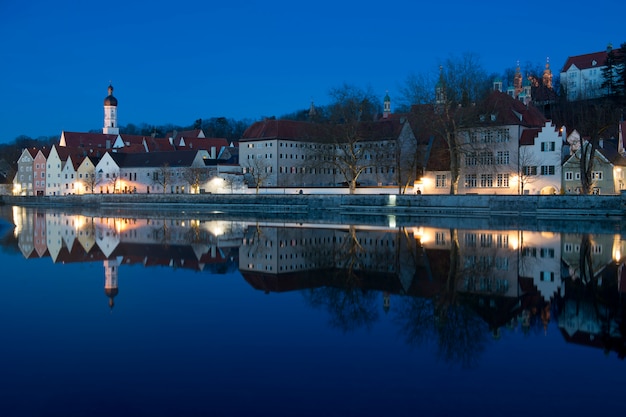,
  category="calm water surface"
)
[0,206,624,417]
